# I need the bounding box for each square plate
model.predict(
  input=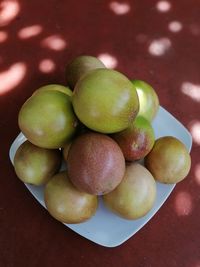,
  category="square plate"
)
[9,106,192,247]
